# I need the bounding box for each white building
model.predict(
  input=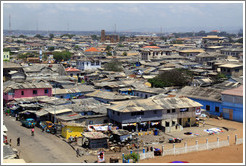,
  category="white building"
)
[76,58,101,71]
